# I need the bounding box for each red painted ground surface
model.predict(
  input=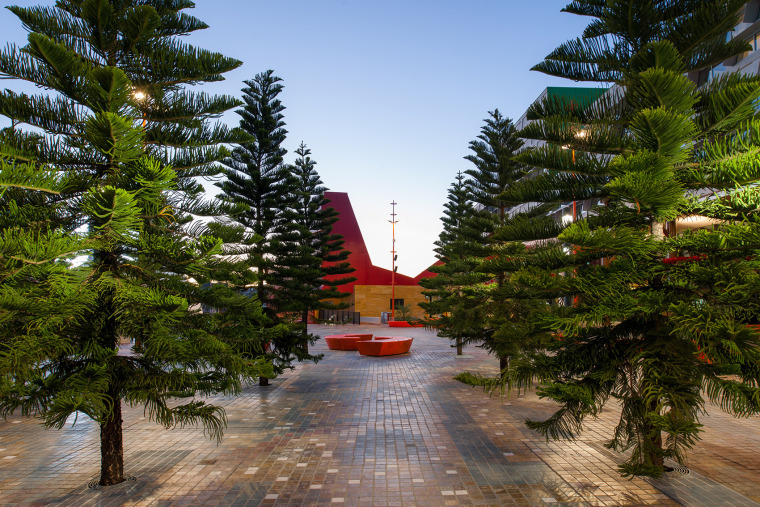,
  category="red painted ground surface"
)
[388,321,424,328]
